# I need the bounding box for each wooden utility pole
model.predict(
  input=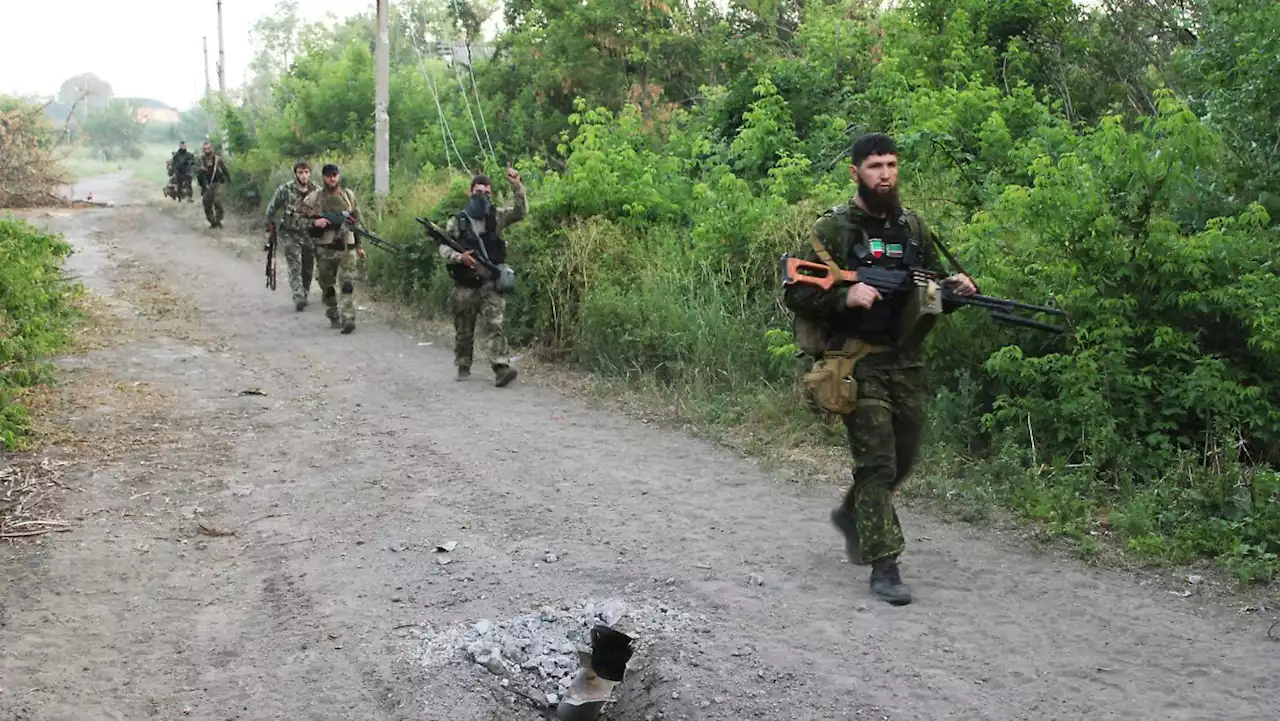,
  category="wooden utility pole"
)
[216,0,227,95]
[203,36,214,138]
[215,0,230,156]
[374,0,390,196]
